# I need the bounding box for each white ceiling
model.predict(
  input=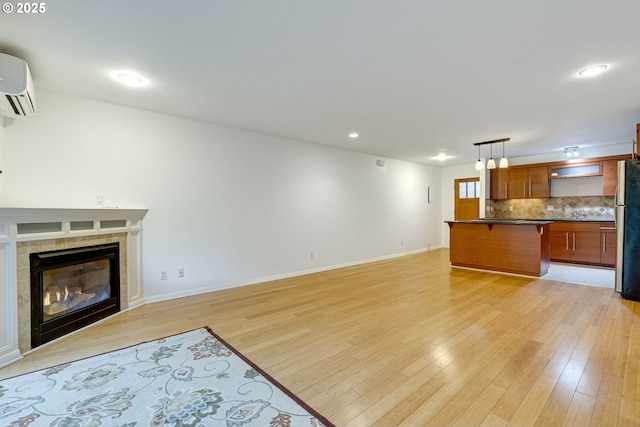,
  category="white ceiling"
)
[1,0,639,166]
